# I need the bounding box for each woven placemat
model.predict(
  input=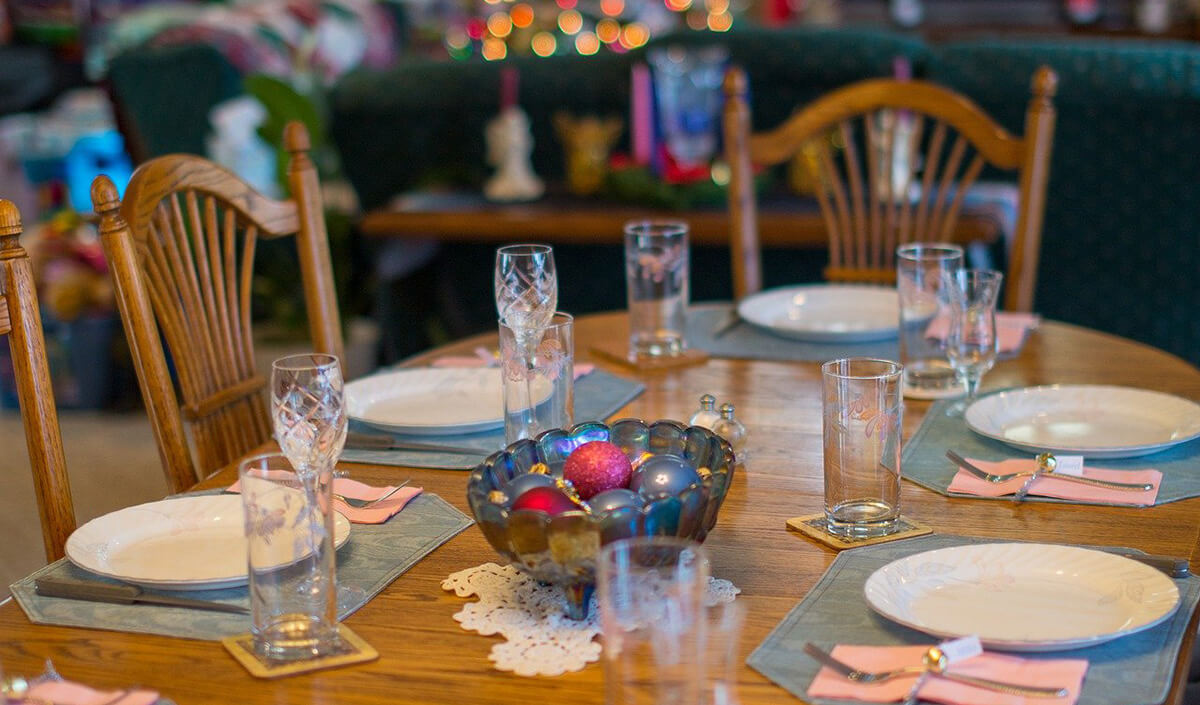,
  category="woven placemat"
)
[902,397,1200,505]
[687,304,900,363]
[11,493,472,641]
[341,368,645,470]
[748,533,1200,705]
